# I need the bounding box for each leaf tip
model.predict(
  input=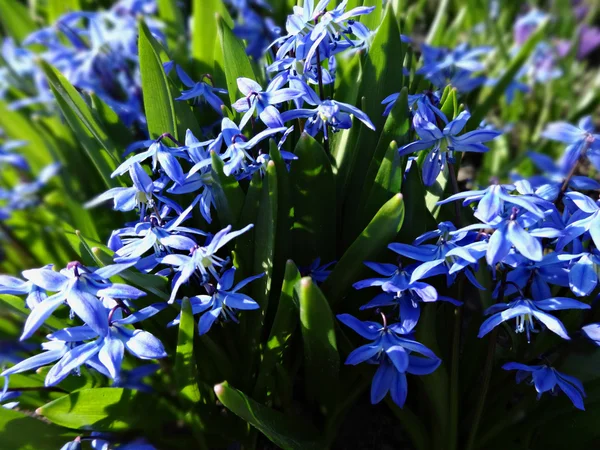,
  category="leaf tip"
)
[300,277,312,289]
[214,382,226,397]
